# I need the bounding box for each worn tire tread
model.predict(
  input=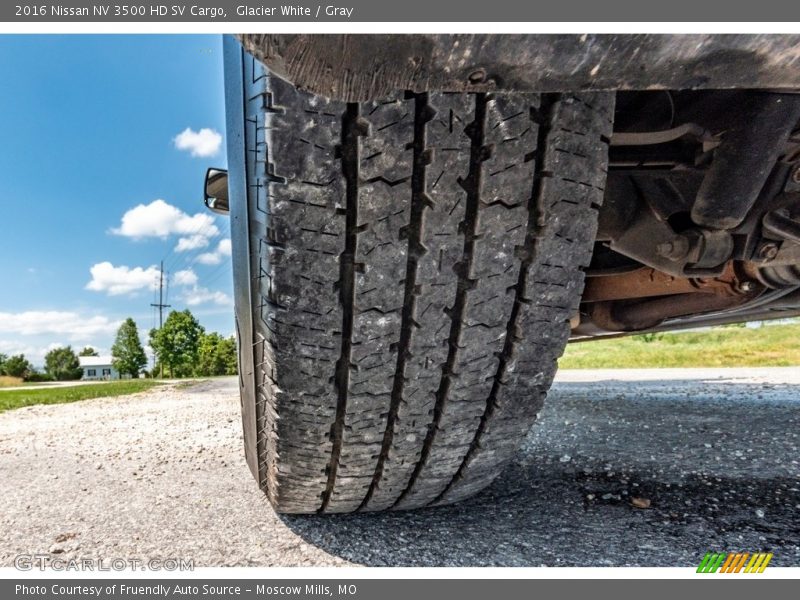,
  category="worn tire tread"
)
[240,55,613,514]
